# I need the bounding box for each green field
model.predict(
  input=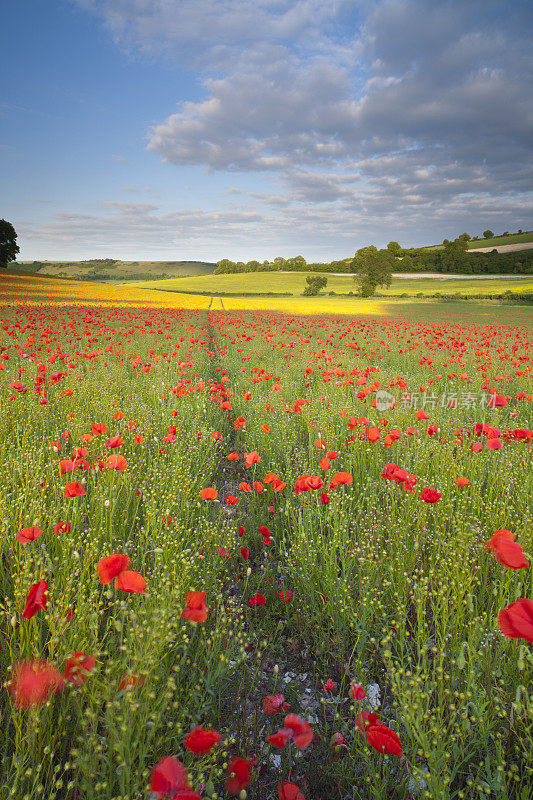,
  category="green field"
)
[423,232,533,251]
[467,232,533,248]
[129,271,533,297]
